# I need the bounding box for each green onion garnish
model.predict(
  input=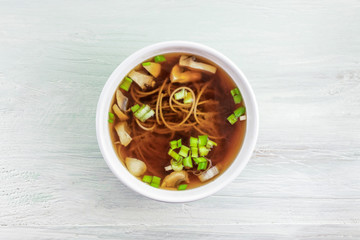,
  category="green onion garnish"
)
[206,140,217,149]
[142,62,151,66]
[183,156,193,168]
[193,157,199,164]
[154,55,166,63]
[170,139,182,149]
[142,175,152,184]
[140,109,155,122]
[120,77,133,92]
[174,89,186,100]
[108,119,114,123]
[150,176,161,187]
[227,113,237,125]
[183,91,193,104]
[231,87,240,96]
[234,107,245,118]
[131,104,140,113]
[197,157,207,163]
[199,146,210,156]
[191,147,198,158]
[197,161,208,170]
[233,95,242,104]
[171,159,183,171]
[168,149,181,161]
[179,145,190,157]
[178,184,188,190]
[108,112,115,123]
[198,135,208,146]
[134,104,150,119]
[190,137,198,147]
